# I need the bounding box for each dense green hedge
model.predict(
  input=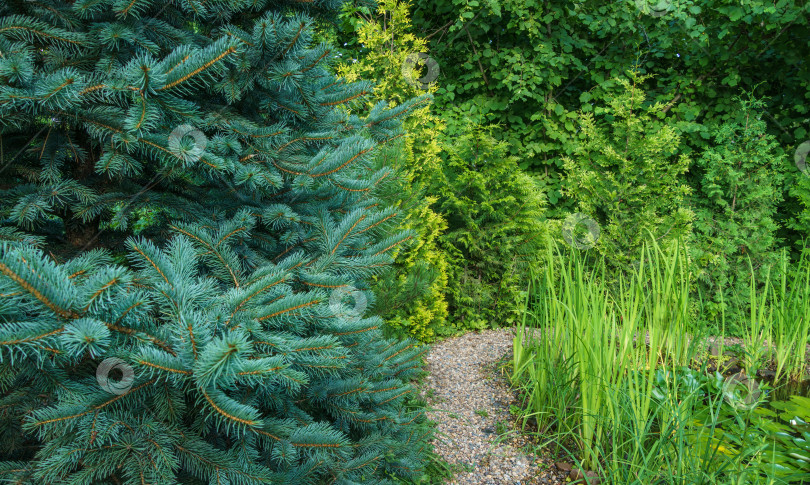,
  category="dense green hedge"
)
[333,0,810,338]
